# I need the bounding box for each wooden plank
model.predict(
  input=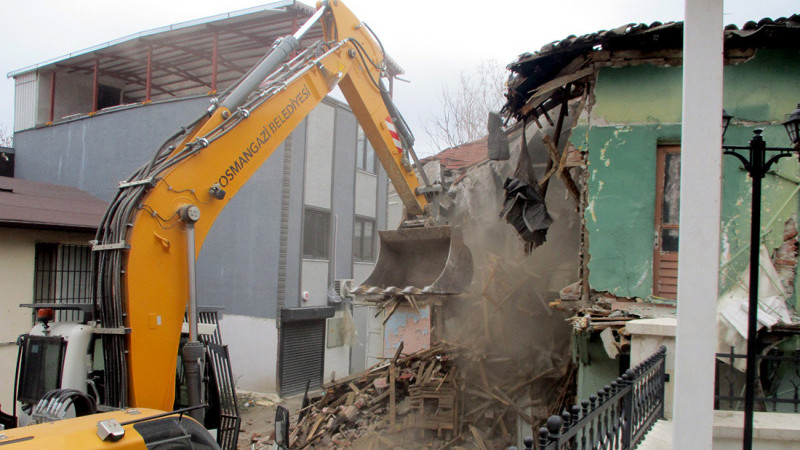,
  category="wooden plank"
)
[660,277,678,286]
[383,299,401,325]
[469,424,490,450]
[389,364,397,428]
[406,294,421,317]
[660,268,679,278]
[542,134,581,202]
[520,67,595,115]
[422,360,437,383]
